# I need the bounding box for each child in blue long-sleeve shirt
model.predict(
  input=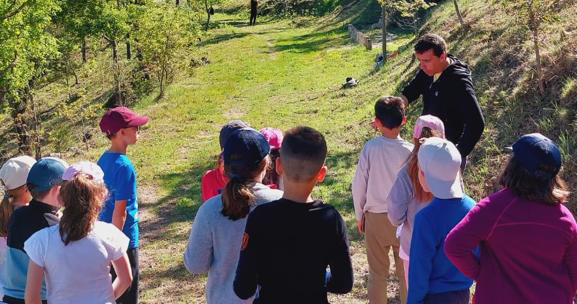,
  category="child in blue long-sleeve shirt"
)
[407,137,474,304]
